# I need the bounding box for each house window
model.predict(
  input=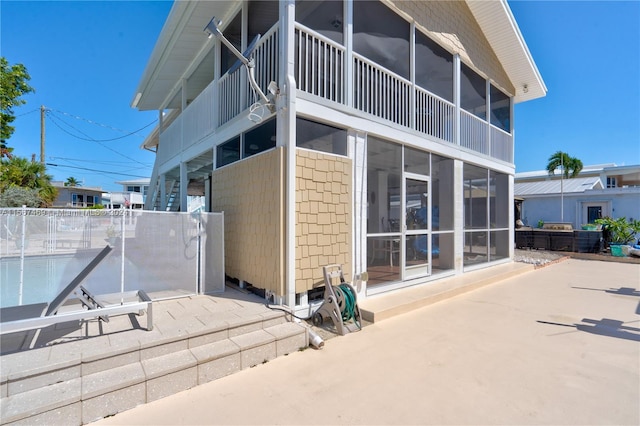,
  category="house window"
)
[217,136,241,168]
[415,30,453,102]
[461,63,486,120]
[606,177,617,188]
[127,186,141,193]
[243,118,276,158]
[490,84,511,133]
[296,117,347,156]
[296,0,343,45]
[354,0,410,80]
[71,193,96,207]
